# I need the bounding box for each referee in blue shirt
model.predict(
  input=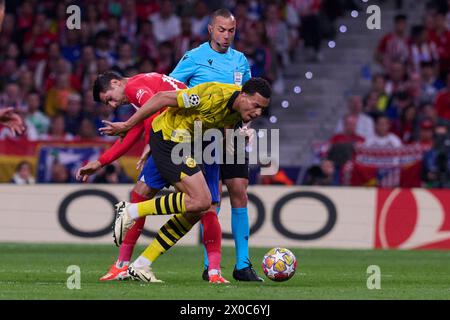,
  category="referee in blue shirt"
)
[170,8,263,282]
